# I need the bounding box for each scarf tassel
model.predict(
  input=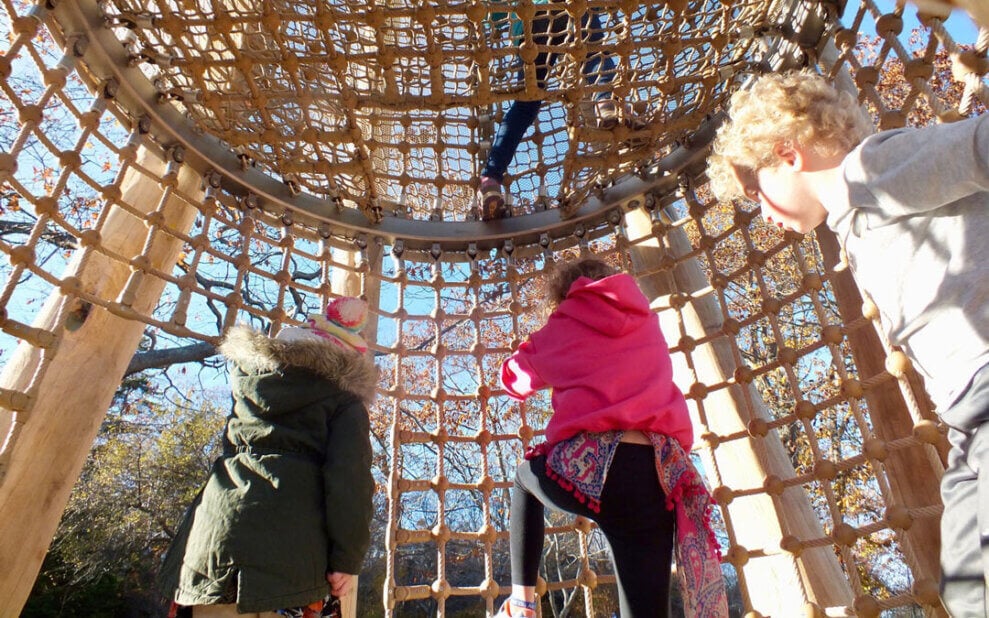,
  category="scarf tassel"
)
[541,460,602,514]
